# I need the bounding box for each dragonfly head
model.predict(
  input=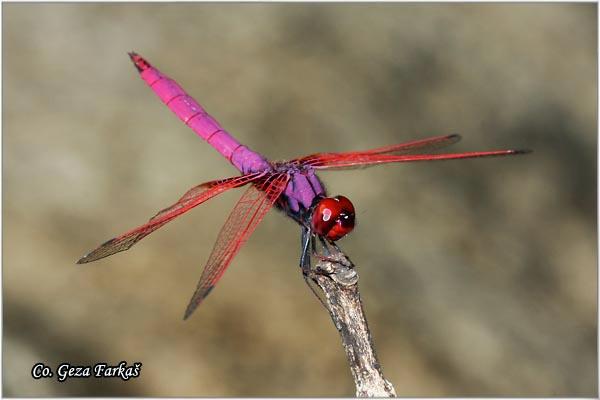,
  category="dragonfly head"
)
[311,196,355,241]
